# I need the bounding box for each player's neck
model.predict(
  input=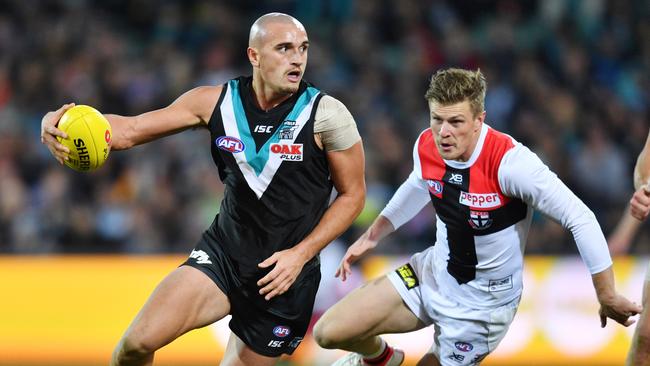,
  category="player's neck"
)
[251,78,293,112]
